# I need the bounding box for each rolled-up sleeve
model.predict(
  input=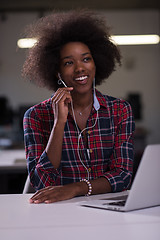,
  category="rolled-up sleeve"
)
[23,107,61,191]
[103,101,135,192]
